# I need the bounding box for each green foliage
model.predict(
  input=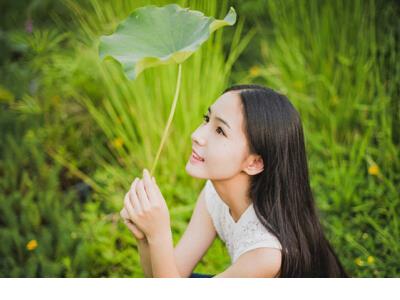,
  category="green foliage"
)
[0,0,398,278]
[59,0,247,276]
[0,111,83,277]
[239,0,400,277]
[99,4,236,79]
